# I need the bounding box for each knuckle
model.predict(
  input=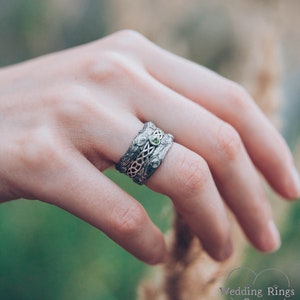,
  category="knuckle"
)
[113,29,145,43]
[216,122,243,161]
[43,81,98,128]
[175,153,210,197]
[111,29,149,50]
[225,81,252,111]
[47,83,97,125]
[112,203,146,237]
[105,30,153,57]
[91,30,145,53]
[85,51,136,84]
[14,128,63,171]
